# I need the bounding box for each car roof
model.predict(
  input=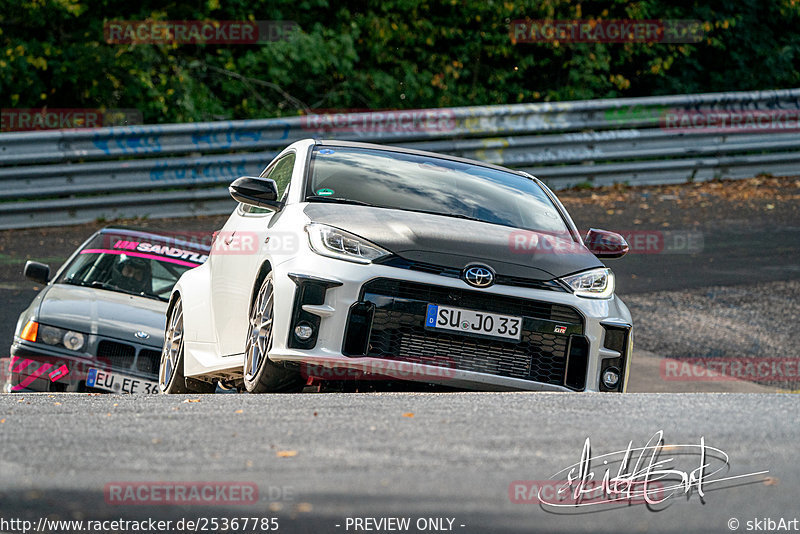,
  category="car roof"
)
[314,139,533,178]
